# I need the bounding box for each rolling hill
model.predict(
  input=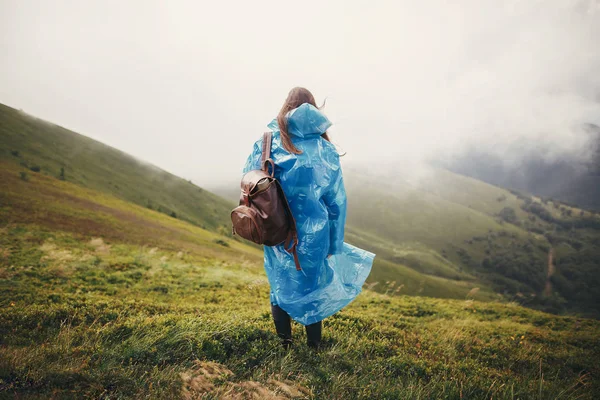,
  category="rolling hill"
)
[0,103,234,231]
[1,103,600,398]
[344,166,600,317]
